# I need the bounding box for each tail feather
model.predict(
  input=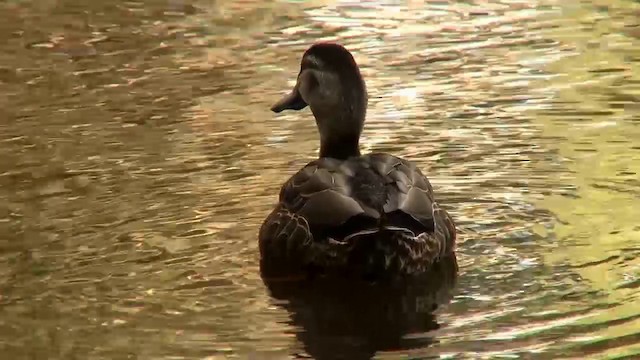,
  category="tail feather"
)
[259,203,457,279]
[345,230,442,278]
